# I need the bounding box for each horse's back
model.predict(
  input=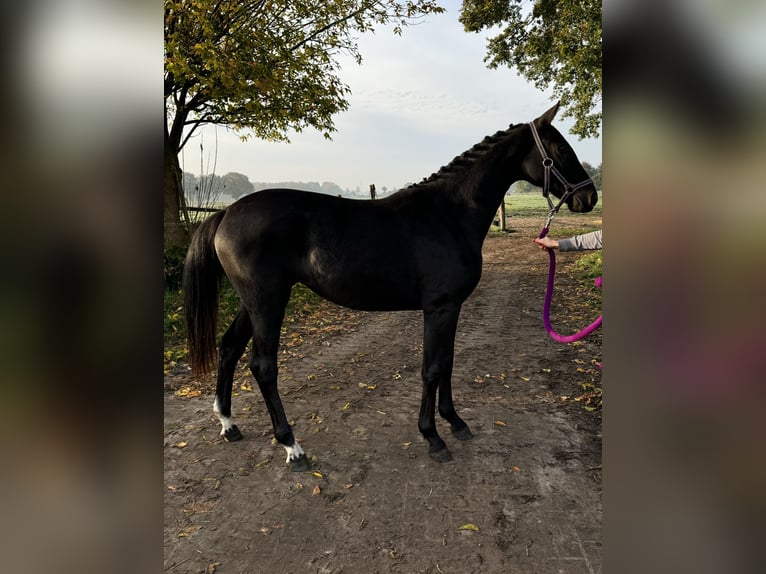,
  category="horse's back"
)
[214,189,423,310]
[218,188,400,257]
